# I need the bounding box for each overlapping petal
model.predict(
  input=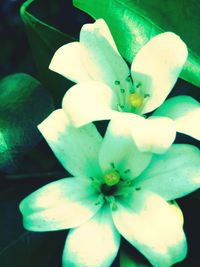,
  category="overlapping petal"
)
[49,42,92,82]
[20,178,102,231]
[153,95,200,140]
[49,19,130,90]
[80,19,130,89]
[112,190,187,267]
[62,81,118,127]
[63,205,120,267]
[38,109,102,178]
[99,116,152,179]
[131,32,188,114]
[134,144,200,200]
[102,113,176,155]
